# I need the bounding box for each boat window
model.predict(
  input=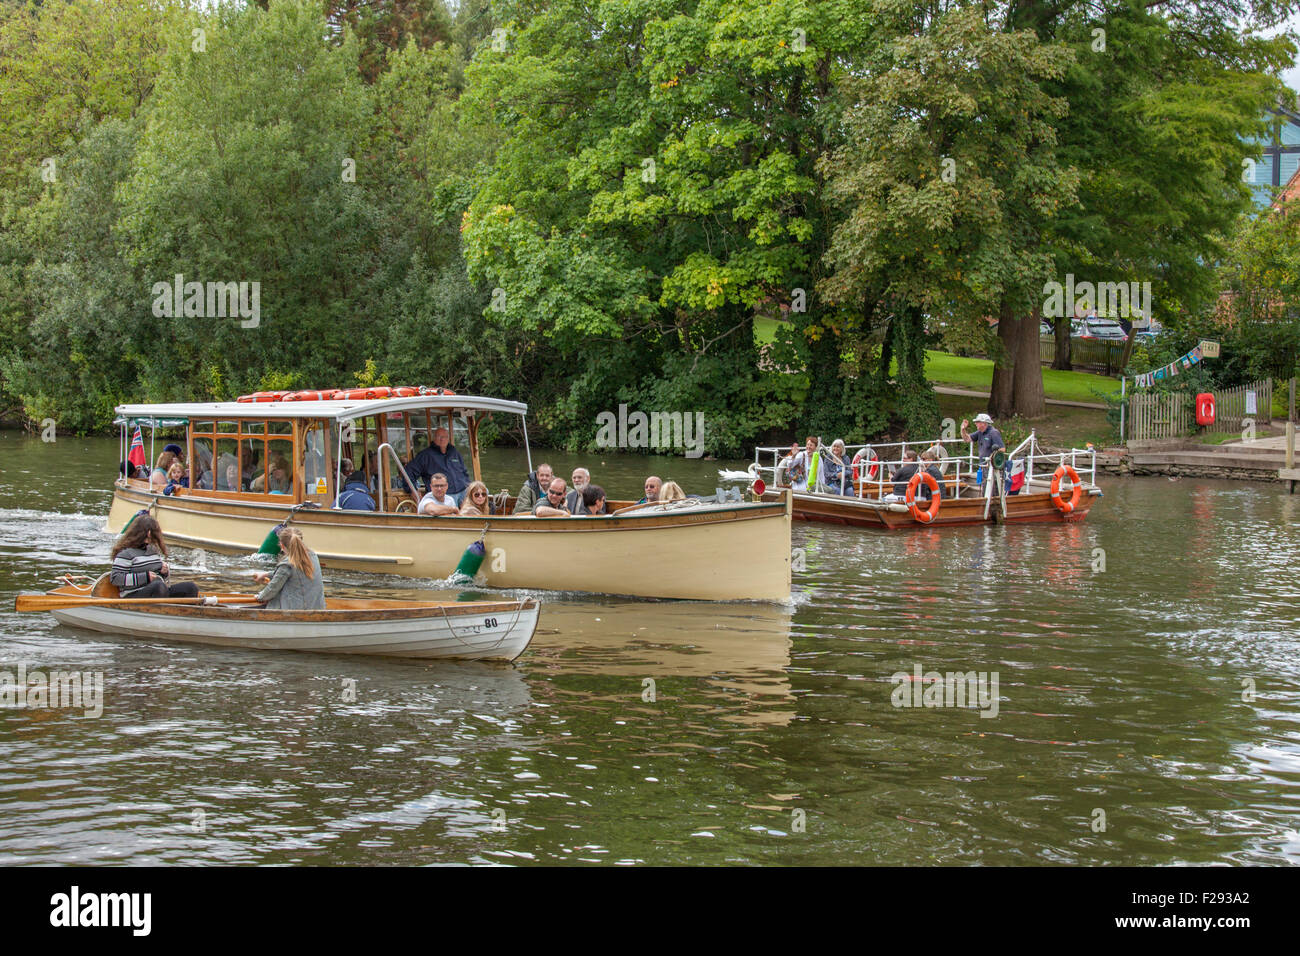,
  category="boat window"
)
[194,420,213,434]
[244,420,265,435]
[215,439,241,491]
[302,421,328,494]
[386,411,408,461]
[268,420,293,435]
[192,437,214,489]
[452,414,470,449]
[408,411,430,458]
[216,420,239,434]
[240,438,265,488]
[253,439,294,495]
